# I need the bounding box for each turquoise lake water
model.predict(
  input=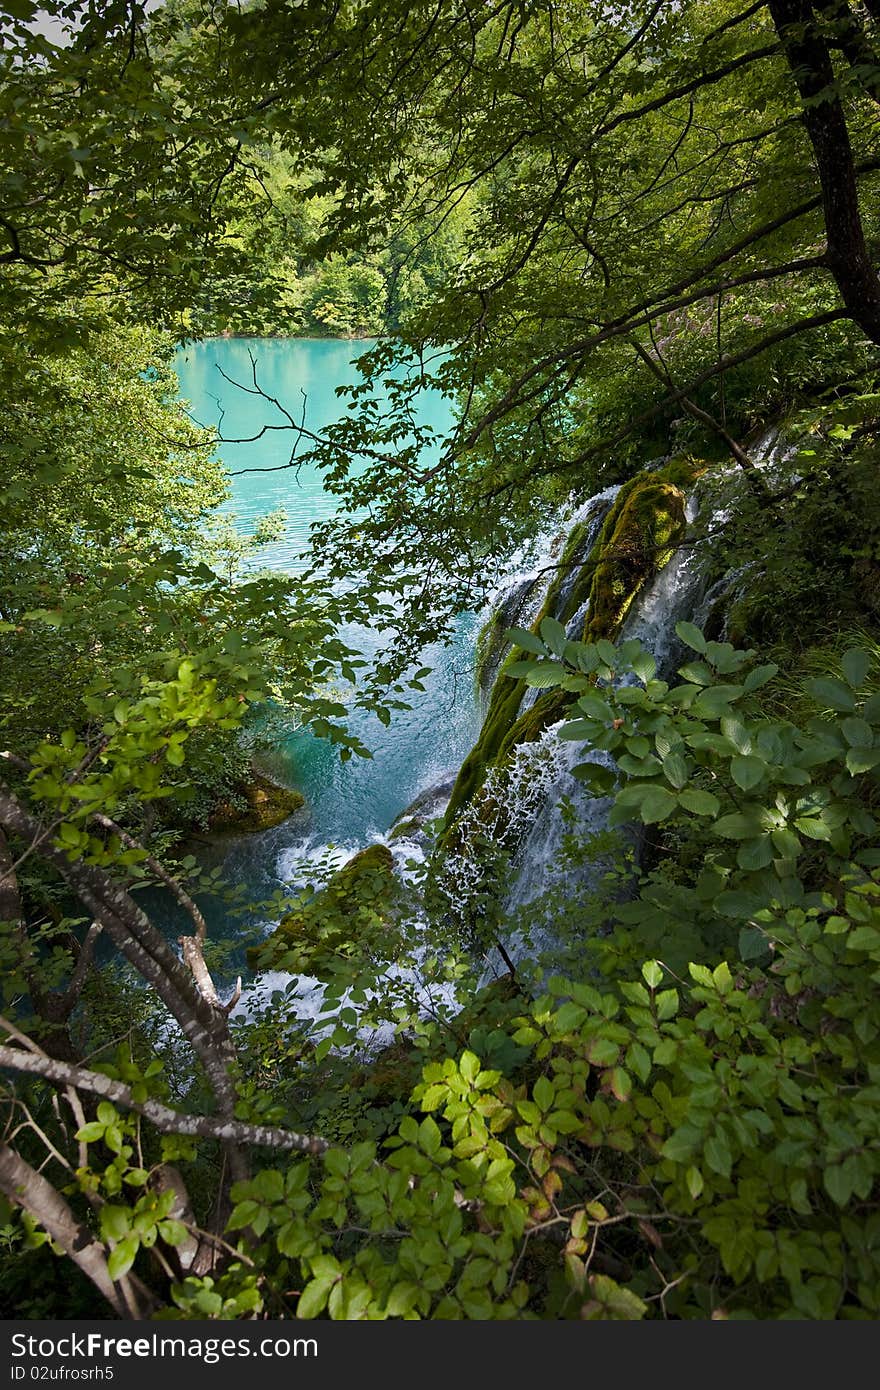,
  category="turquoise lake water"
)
[174,338,481,927]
